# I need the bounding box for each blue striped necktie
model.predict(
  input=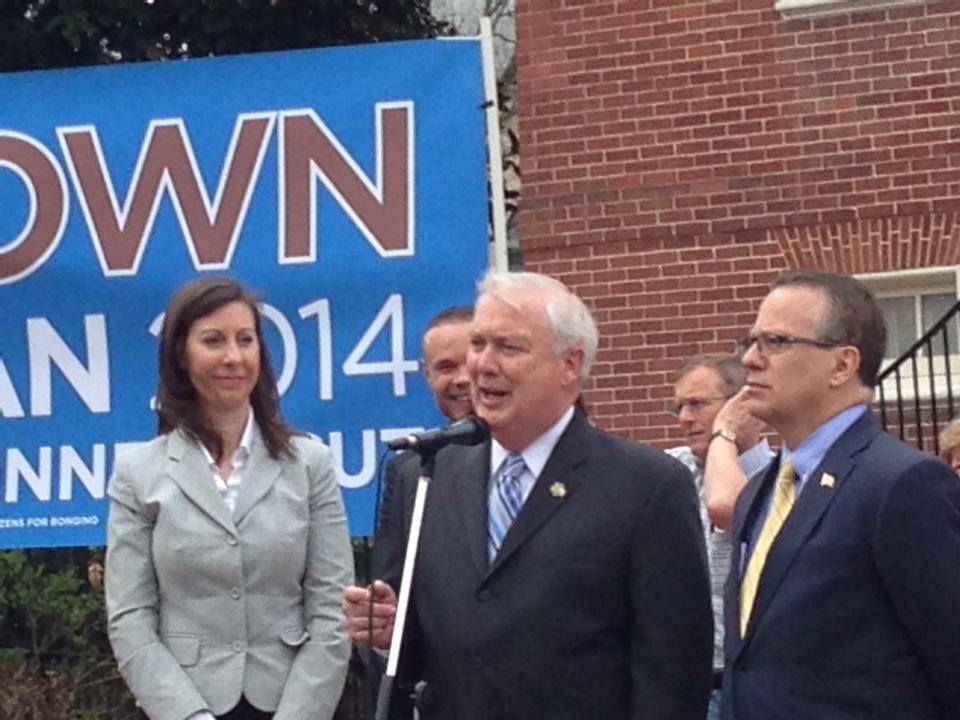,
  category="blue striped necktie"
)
[488,452,526,561]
